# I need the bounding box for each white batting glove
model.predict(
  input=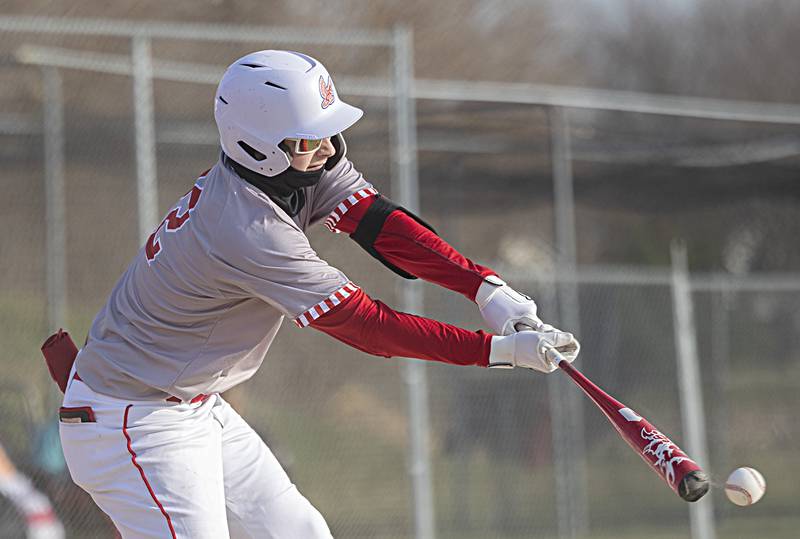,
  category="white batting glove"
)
[488,330,579,373]
[476,275,547,335]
